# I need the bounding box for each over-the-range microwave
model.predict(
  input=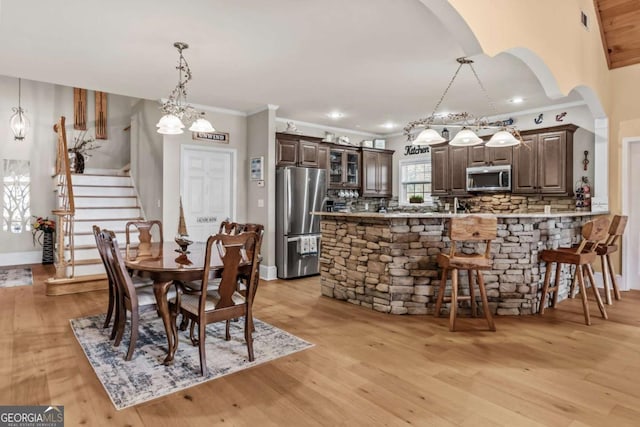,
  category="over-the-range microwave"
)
[466,165,511,192]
